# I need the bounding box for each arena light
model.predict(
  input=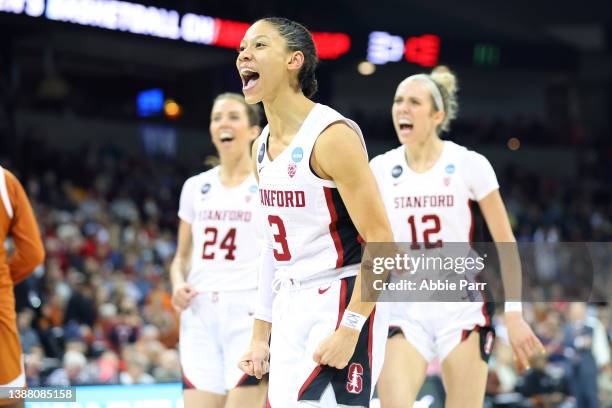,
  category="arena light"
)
[137,88,164,117]
[367,31,441,67]
[212,18,250,48]
[507,137,520,150]
[180,13,216,44]
[367,31,405,64]
[405,34,440,67]
[312,32,351,60]
[2,0,351,59]
[164,99,181,119]
[0,0,44,16]
[357,61,376,75]
[45,0,181,40]
[474,44,500,66]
